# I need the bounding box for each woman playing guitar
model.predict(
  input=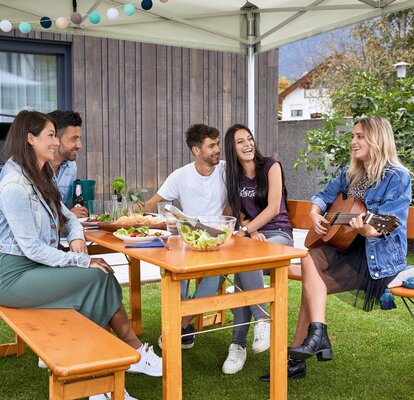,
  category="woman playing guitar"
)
[288,116,412,376]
